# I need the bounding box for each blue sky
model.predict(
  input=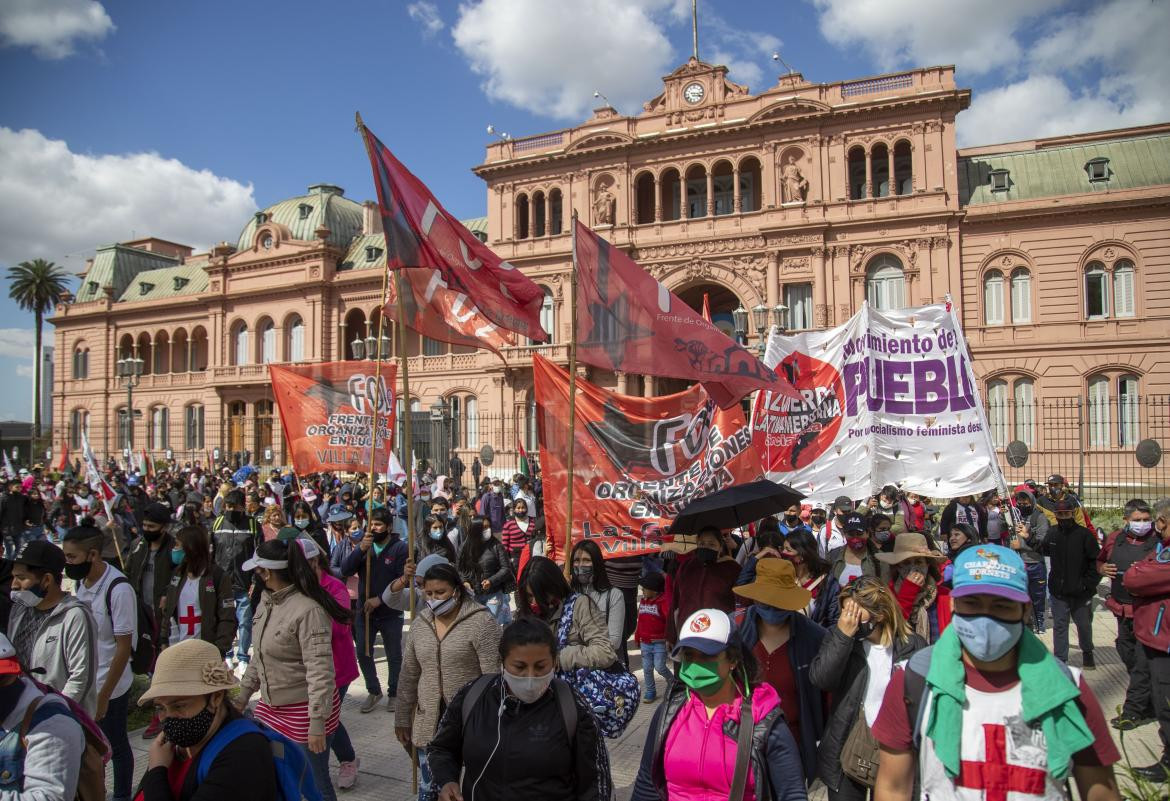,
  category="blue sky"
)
[0,0,1166,422]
